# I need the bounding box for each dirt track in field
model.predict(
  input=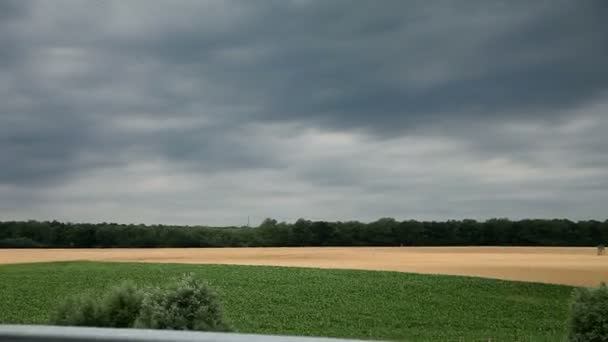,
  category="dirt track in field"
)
[1,247,607,286]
